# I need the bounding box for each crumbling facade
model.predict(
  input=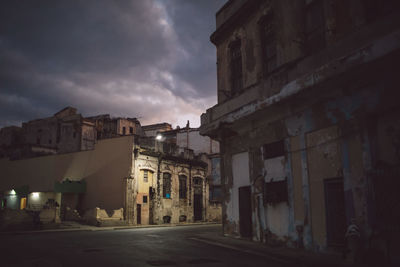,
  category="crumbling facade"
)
[201,0,400,263]
[87,114,143,139]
